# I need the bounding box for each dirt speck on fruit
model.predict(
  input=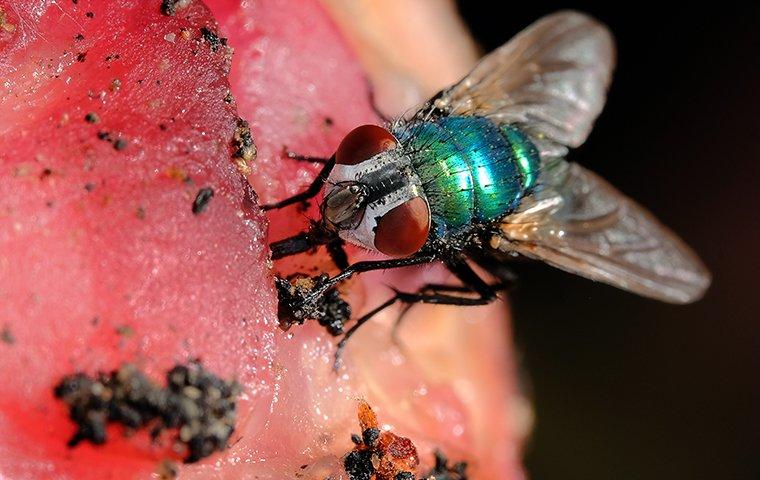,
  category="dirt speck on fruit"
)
[200,27,226,53]
[421,450,469,480]
[84,112,99,124]
[1,325,15,345]
[160,0,191,16]
[113,138,128,151]
[232,118,256,175]
[54,361,240,463]
[156,459,178,479]
[192,187,214,215]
